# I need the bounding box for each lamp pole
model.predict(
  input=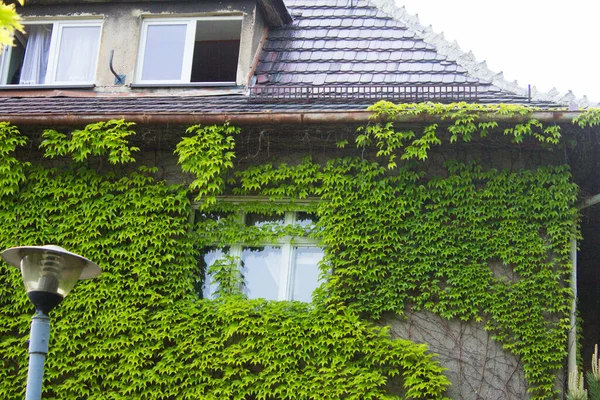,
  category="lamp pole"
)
[26,311,50,400]
[1,245,101,400]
